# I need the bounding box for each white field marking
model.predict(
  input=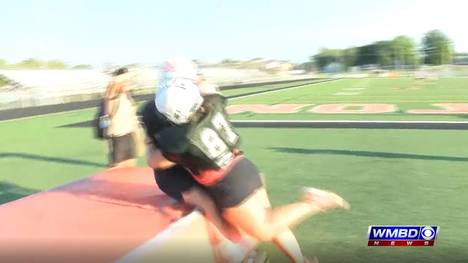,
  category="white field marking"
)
[229,79,341,101]
[352,78,369,86]
[231,120,468,124]
[116,210,202,263]
[0,107,94,124]
[334,79,368,96]
[295,100,468,103]
[334,92,360,96]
